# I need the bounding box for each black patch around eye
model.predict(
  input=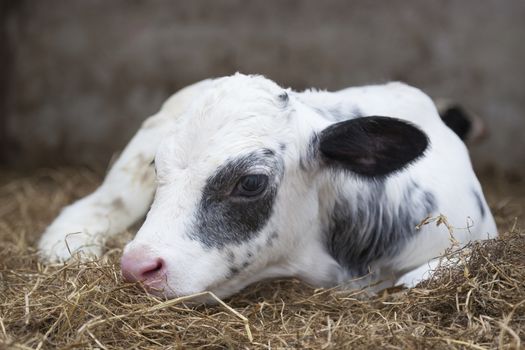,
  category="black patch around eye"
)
[188,150,284,249]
